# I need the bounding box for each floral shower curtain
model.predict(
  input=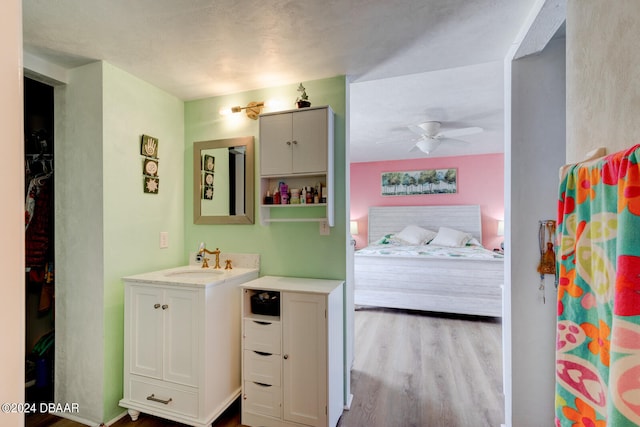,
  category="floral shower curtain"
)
[556,145,640,426]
